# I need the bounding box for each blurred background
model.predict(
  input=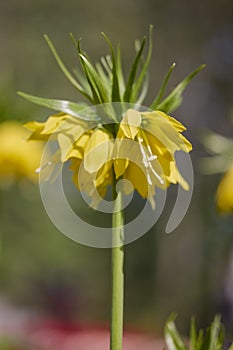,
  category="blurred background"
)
[0,0,233,348]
